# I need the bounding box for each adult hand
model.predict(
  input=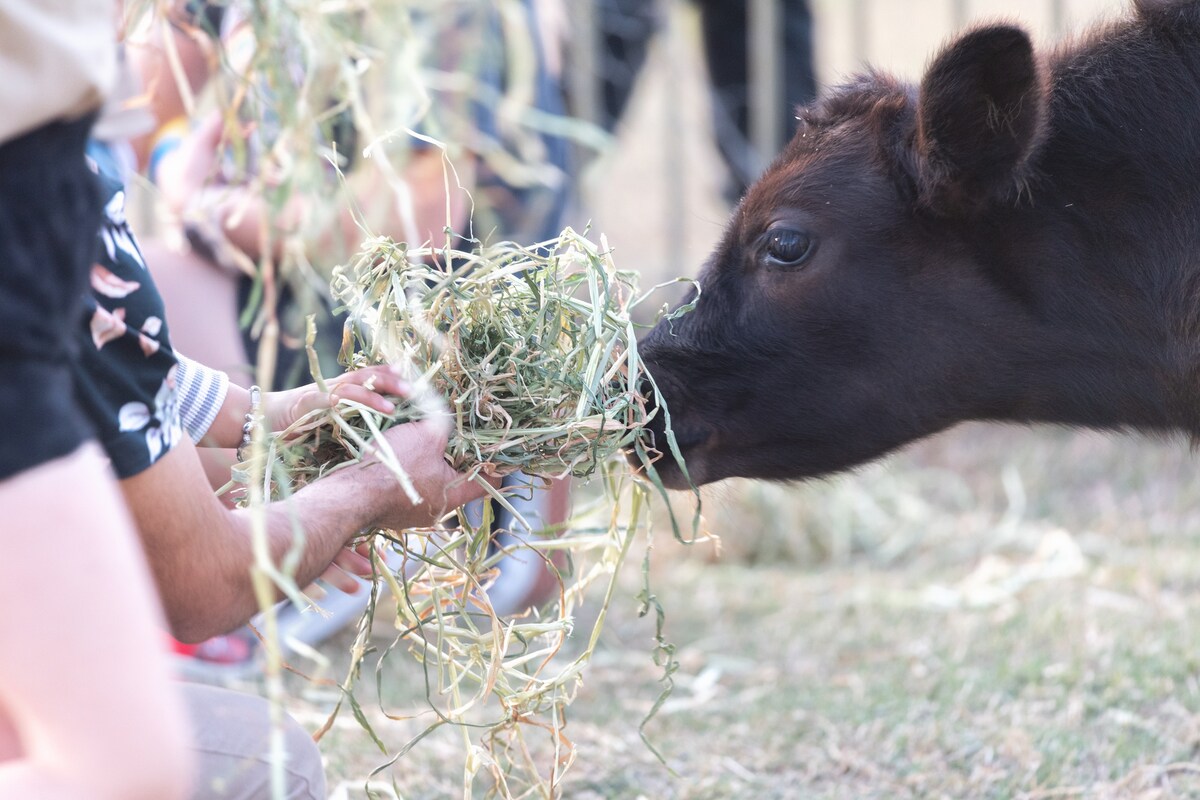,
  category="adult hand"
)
[311,540,375,594]
[156,112,297,264]
[358,417,495,532]
[264,365,410,433]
